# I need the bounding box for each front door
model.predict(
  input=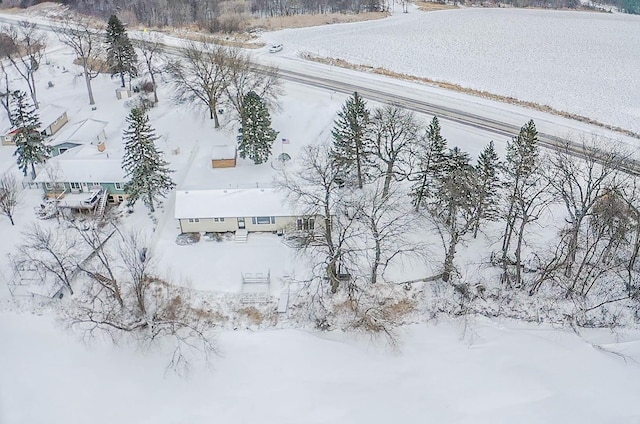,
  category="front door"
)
[237,217,245,229]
